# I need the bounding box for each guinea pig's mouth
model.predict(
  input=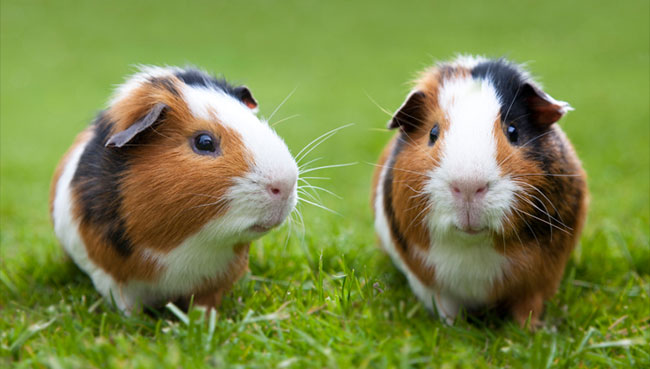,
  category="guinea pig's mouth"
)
[454,225,488,235]
[249,224,274,233]
[249,217,285,233]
